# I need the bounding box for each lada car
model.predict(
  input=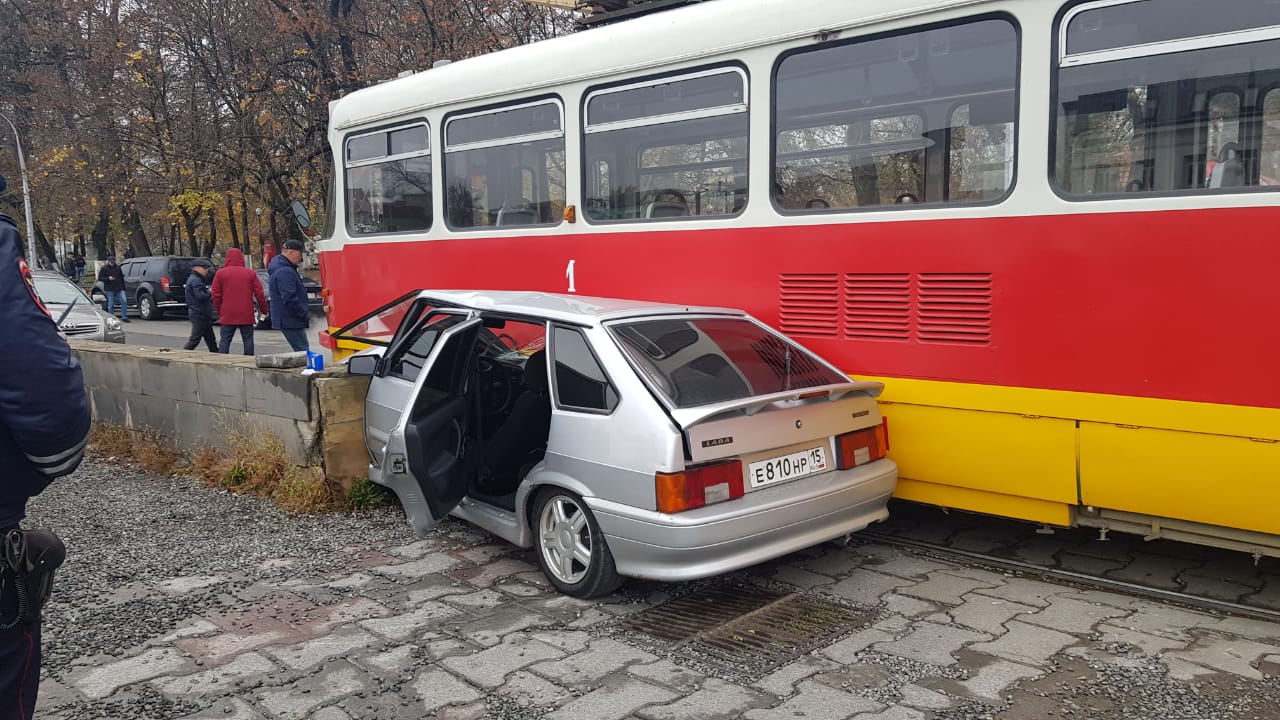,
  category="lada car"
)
[338,291,897,598]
